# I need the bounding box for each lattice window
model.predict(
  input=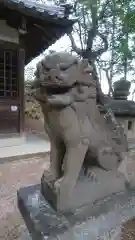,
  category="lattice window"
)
[0,49,18,98]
